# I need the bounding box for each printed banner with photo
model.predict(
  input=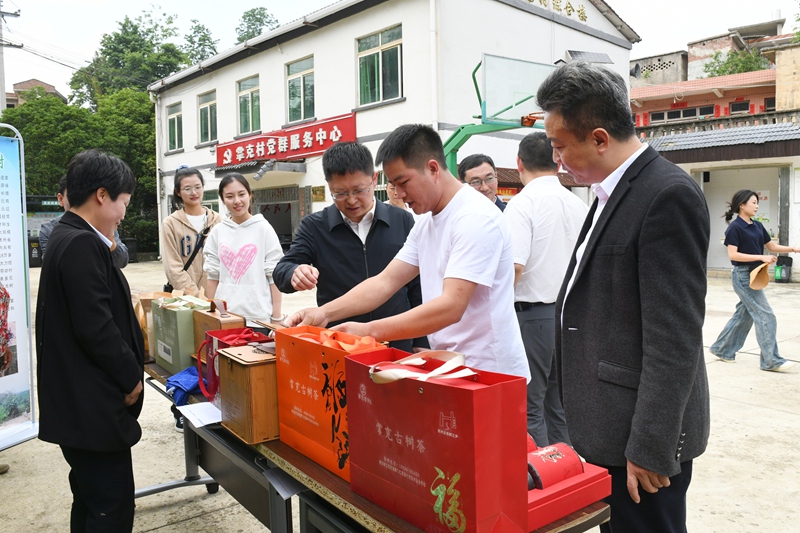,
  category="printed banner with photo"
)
[0,134,37,451]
